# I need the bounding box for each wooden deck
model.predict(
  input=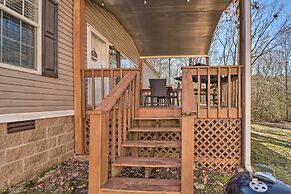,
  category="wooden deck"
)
[83,67,242,194]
